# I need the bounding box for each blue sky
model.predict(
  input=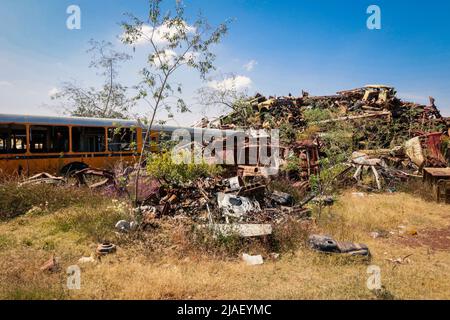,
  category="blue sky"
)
[0,0,449,125]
